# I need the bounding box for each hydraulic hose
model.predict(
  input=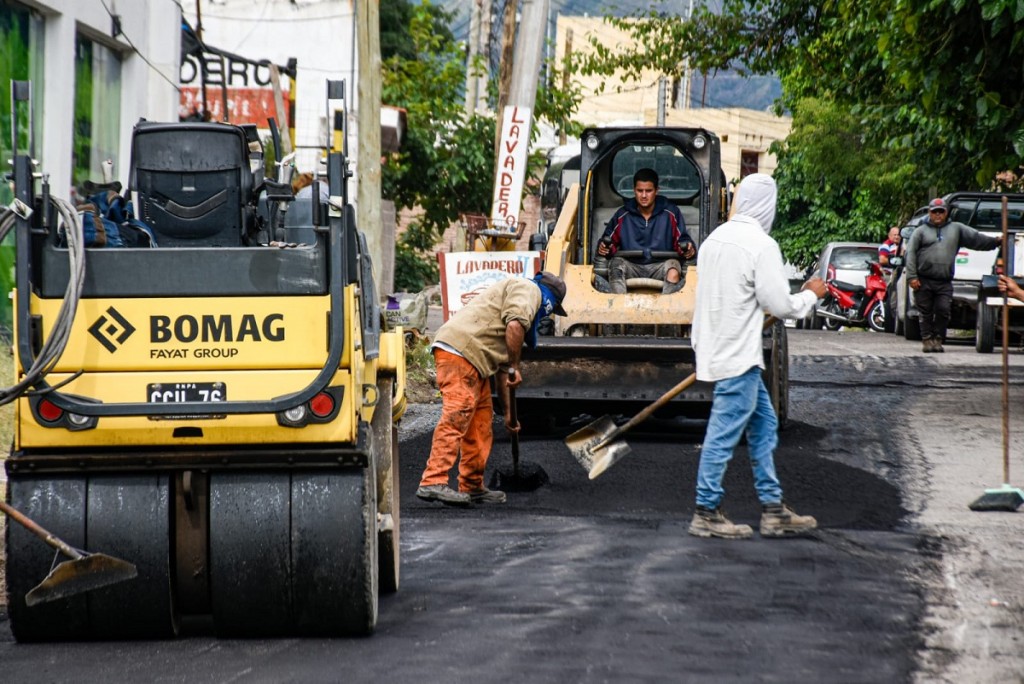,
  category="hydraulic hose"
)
[0,195,86,406]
